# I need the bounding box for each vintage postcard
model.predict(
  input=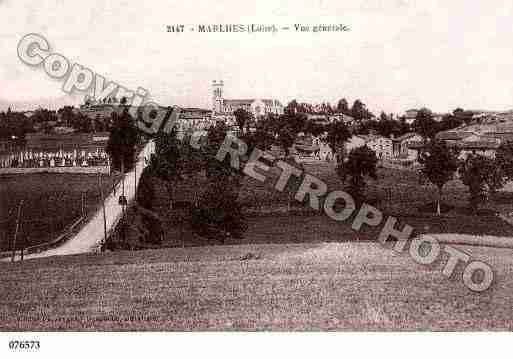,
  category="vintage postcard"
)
[1,0,512,357]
